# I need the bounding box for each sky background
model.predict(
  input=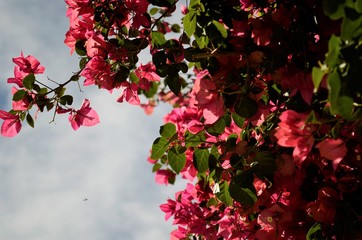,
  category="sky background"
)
[0,1,186,239]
